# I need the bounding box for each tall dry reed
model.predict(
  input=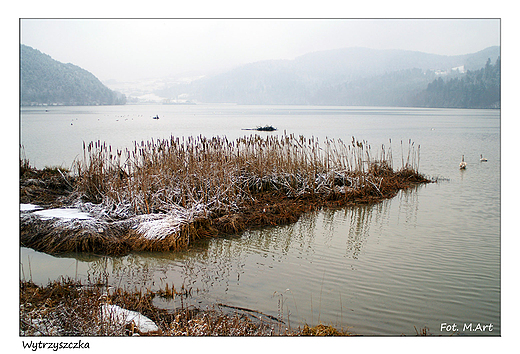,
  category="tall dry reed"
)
[72,134,423,220]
